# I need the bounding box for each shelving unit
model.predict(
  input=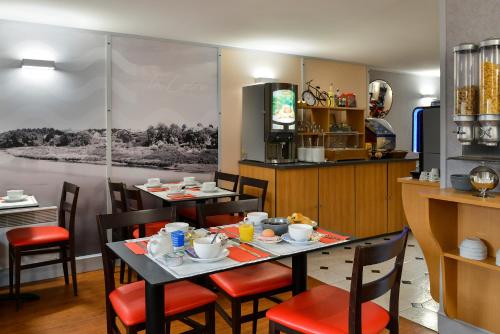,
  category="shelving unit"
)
[443,249,500,272]
[297,104,368,161]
